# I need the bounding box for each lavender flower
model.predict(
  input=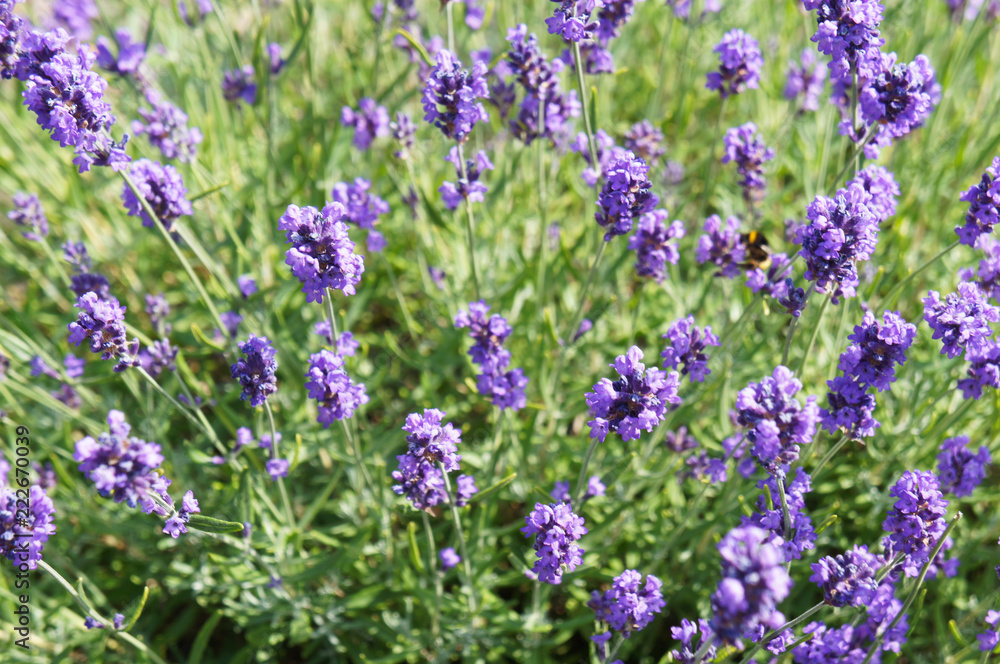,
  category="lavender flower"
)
[393,410,475,511]
[882,470,952,578]
[961,238,1000,301]
[661,315,719,382]
[178,0,213,25]
[390,112,416,158]
[811,545,880,608]
[64,353,85,379]
[859,53,939,155]
[589,569,666,636]
[162,490,200,538]
[0,484,56,570]
[959,341,1000,400]
[980,611,1000,652]
[797,183,880,303]
[440,547,460,569]
[267,42,285,74]
[628,209,685,283]
[922,282,1000,359]
[697,214,746,278]
[670,619,717,664]
[709,525,792,648]
[623,120,666,165]
[265,458,289,480]
[679,450,728,484]
[735,365,819,475]
[573,318,593,343]
[222,65,256,105]
[402,409,462,471]
[220,311,242,338]
[51,383,81,408]
[665,426,699,453]
[706,29,763,99]
[132,89,203,163]
[722,122,774,204]
[586,345,681,442]
[521,502,587,584]
[95,28,145,76]
[793,622,868,663]
[29,356,58,379]
[8,192,48,241]
[839,310,917,391]
[572,129,627,186]
[850,166,900,223]
[121,159,193,233]
[0,0,23,79]
[277,202,365,302]
[455,301,529,410]
[63,241,92,273]
[784,48,827,112]
[305,349,368,426]
[746,253,795,302]
[779,280,808,318]
[50,0,98,40]
[230,334,278,407]
[422,50,489,143]
[440,148,494,210]
[936,436,991,498]
[331,178,390,229]
[586,475,605,498]
[595,151,659,241]
[551,480,571,503]
[819,374,880,440]
[70,272,111,301]
[546,0,602,43]
[67,292,139,372]
[803,0,884,83]
[237,274,257,298]
[958,156,1000,246]
[138,339,177,379]
[340,98,390,150]
[741,468,817,561]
